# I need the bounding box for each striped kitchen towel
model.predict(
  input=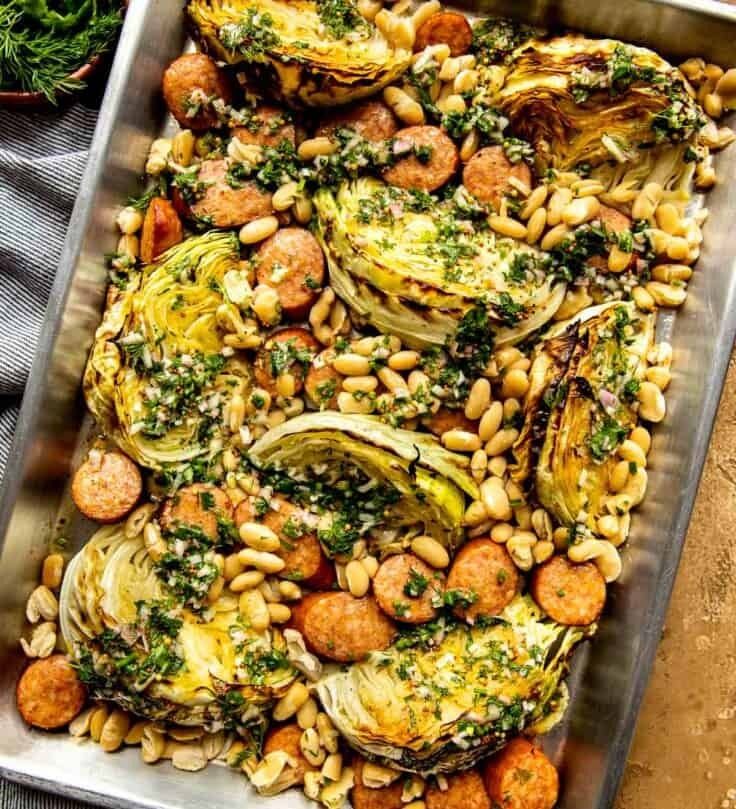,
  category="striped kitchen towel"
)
[0,104,98,484]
